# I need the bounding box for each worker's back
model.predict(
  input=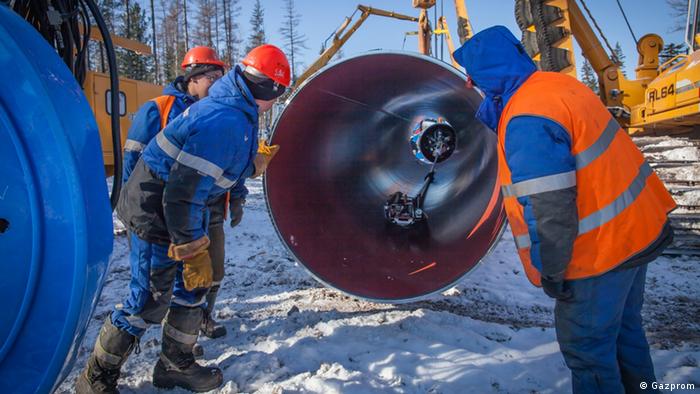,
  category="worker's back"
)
[498,71,676,285]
